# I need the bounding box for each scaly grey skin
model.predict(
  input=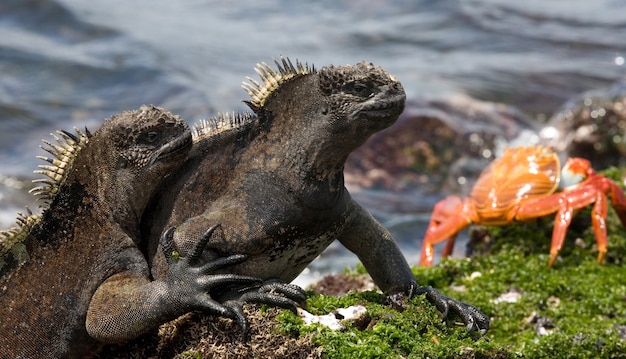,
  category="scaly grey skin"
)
[143,58,489,337]
[0,106,258,358]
